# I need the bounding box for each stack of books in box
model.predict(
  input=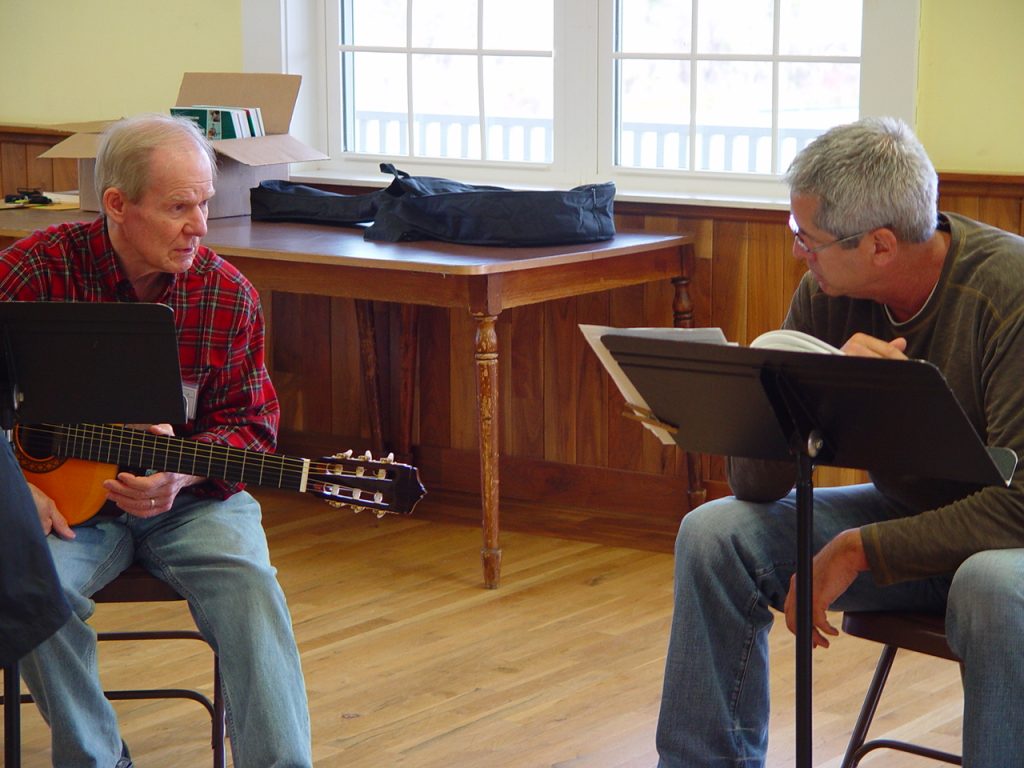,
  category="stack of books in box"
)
[170,105,266,139]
